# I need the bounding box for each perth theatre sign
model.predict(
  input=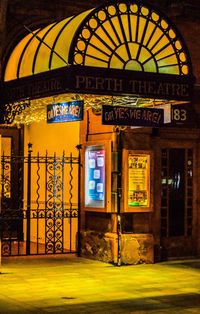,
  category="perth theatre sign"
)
[75,76,190,99]
[1,65,194,104]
